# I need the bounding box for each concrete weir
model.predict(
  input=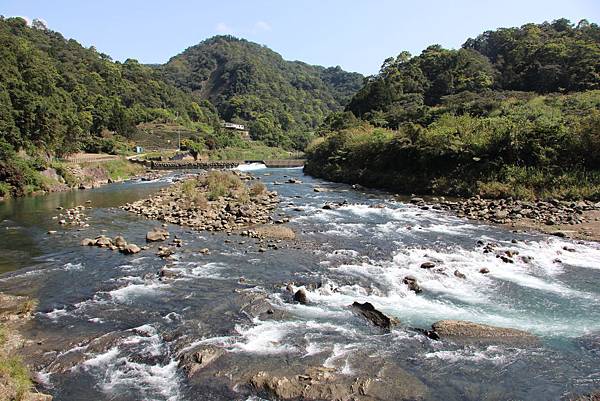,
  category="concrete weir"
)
[141,159,305,170]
